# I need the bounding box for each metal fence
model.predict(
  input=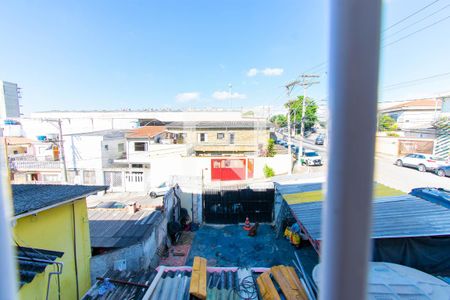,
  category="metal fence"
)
[203,187,274,224]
